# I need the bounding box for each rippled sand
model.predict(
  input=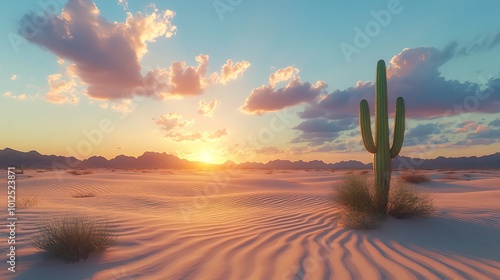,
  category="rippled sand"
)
[1,169,499,280]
